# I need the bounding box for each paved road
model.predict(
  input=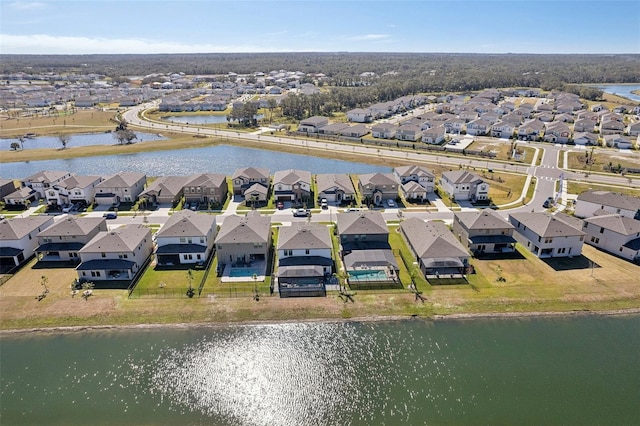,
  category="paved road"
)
[119,103,639,226]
